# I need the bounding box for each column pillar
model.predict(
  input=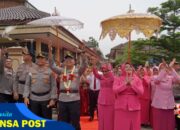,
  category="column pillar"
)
[35,39,41,55]
[55,44,60,63]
